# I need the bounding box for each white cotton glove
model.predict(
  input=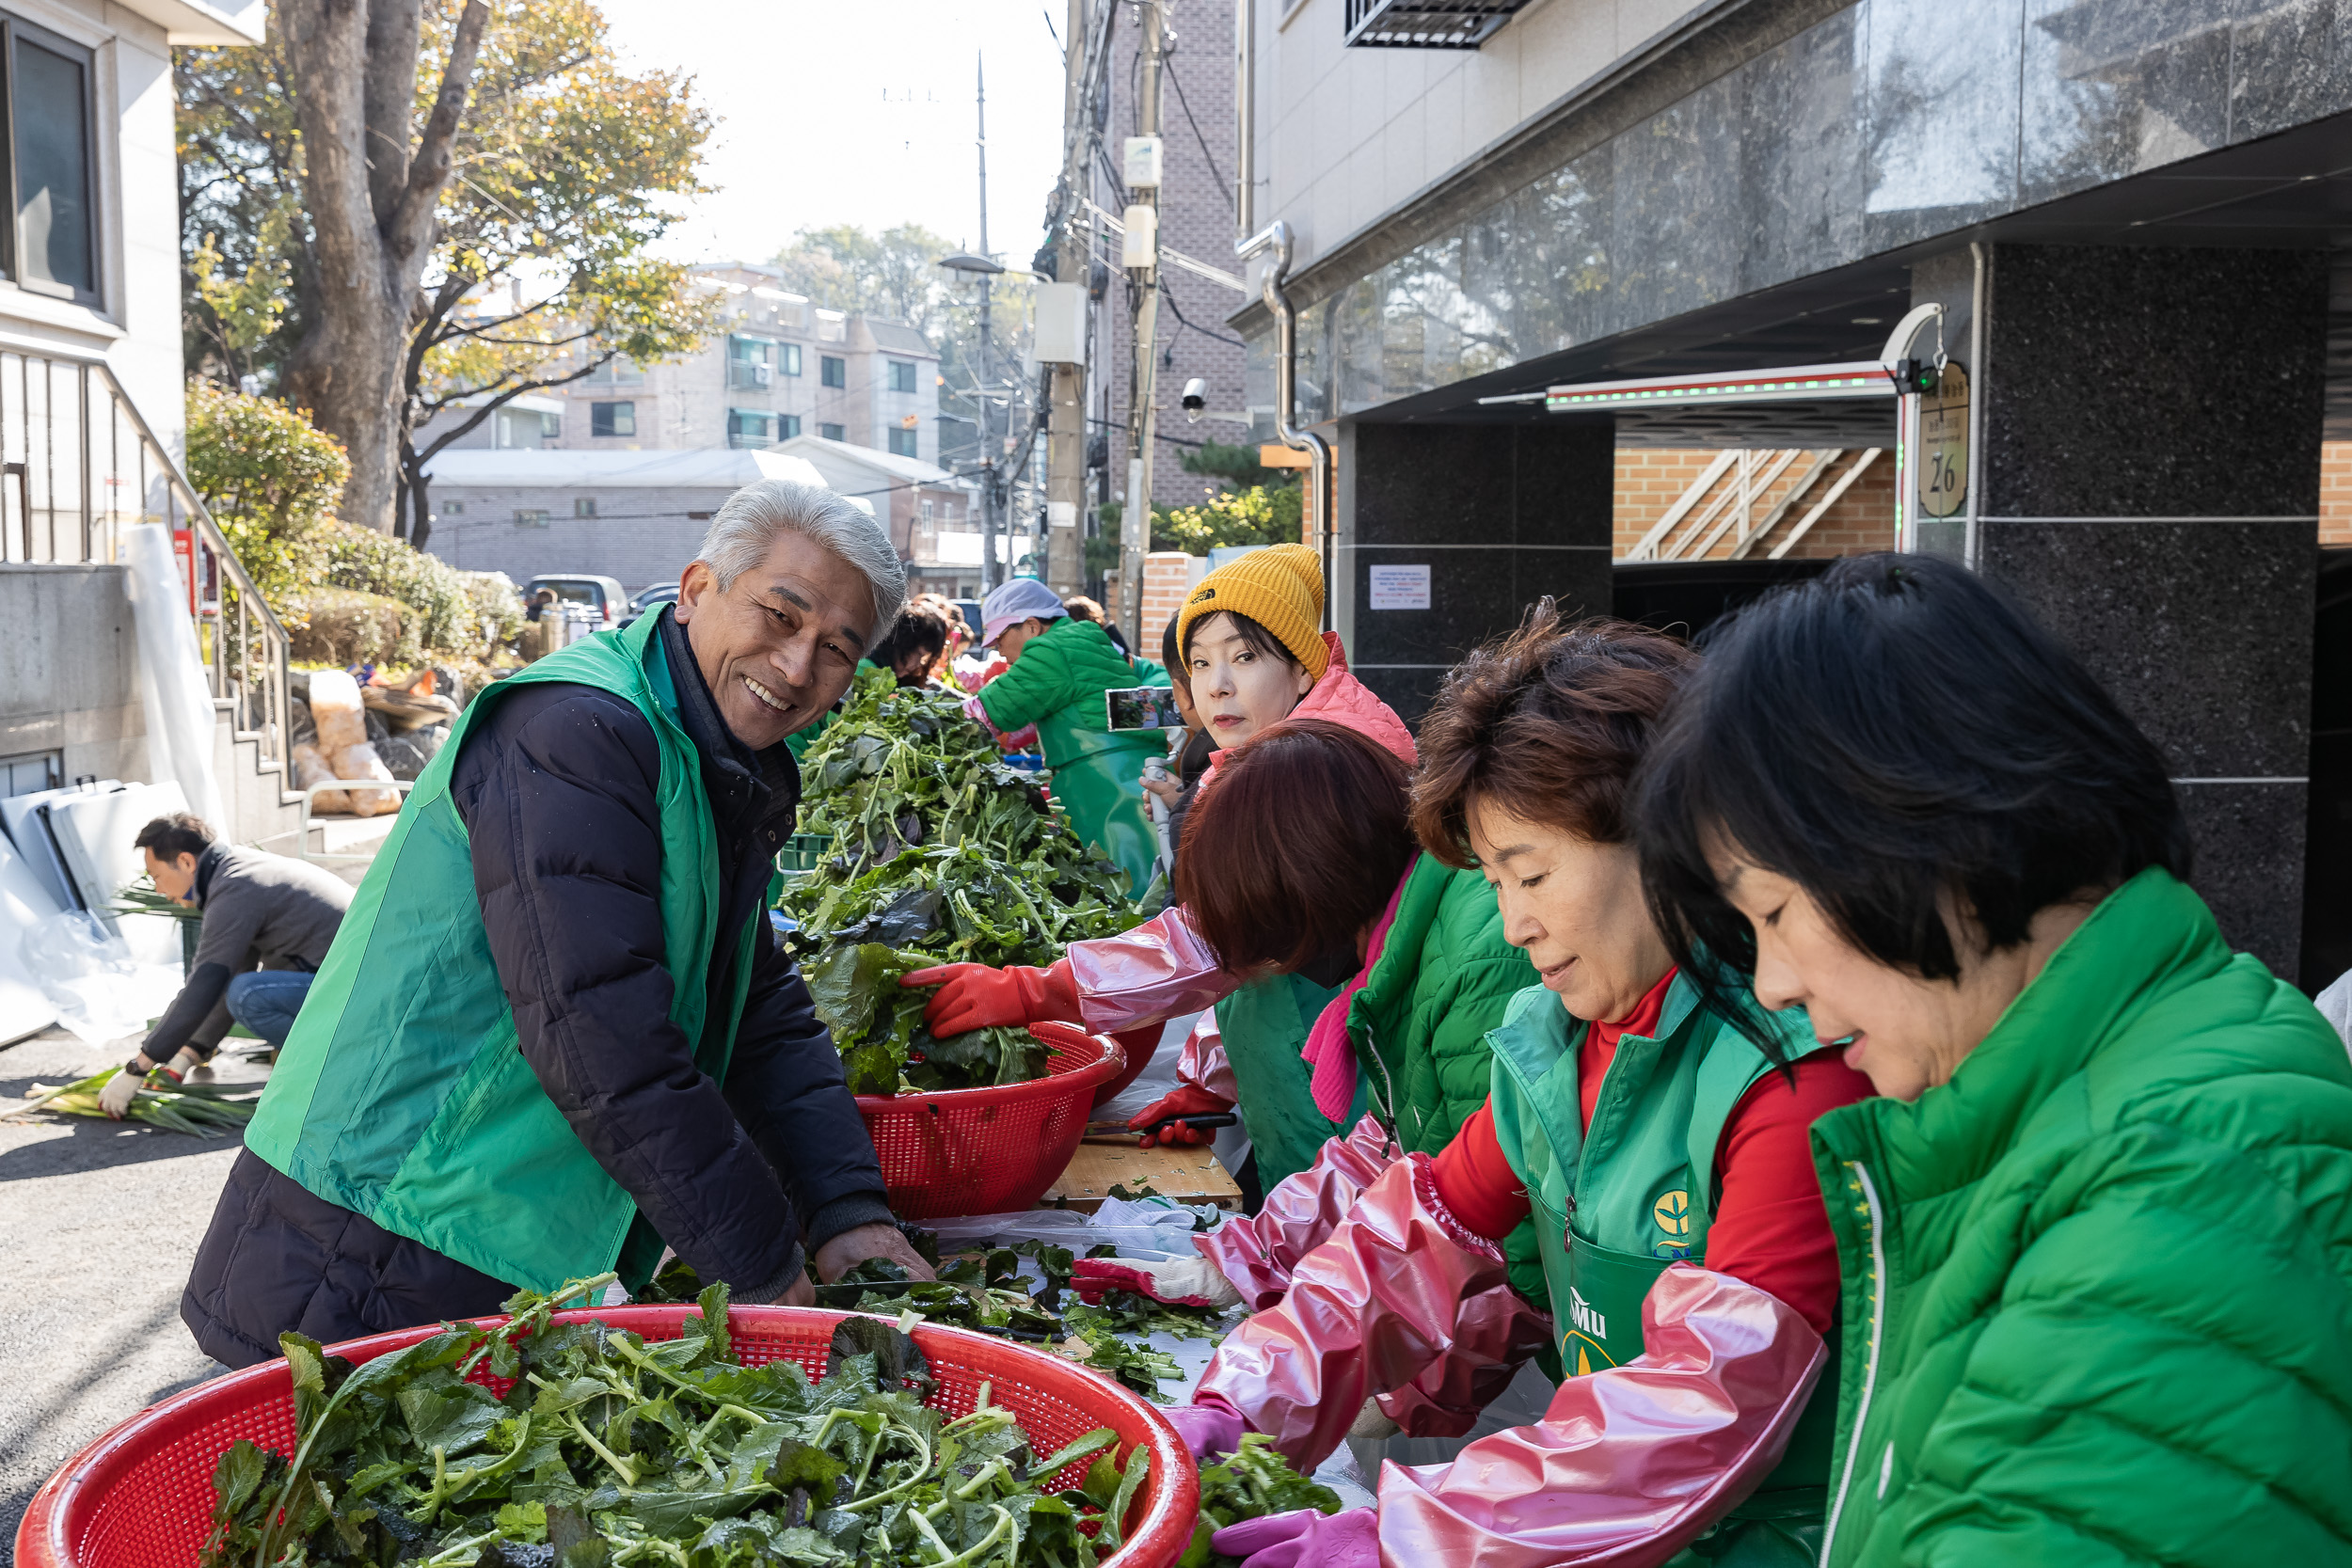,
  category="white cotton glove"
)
[1072,1254,1243,1309]
[99,1065,151,1117]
